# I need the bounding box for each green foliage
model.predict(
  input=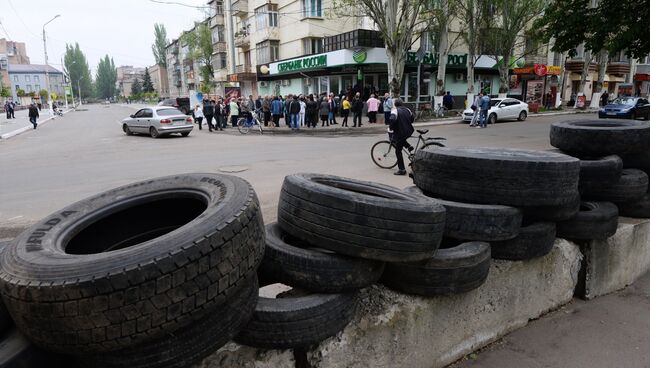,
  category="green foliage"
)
[0,84,10,98]
[142,68,155,93]
[182,22,214,87]
[131,78,142,96]
[16,89,26,97]
[64,43,93,97]
[537,0,650,58]
[152,23,169,67]
[199,83,212,94]
[95,55,117,99]
[39,89,48,98]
